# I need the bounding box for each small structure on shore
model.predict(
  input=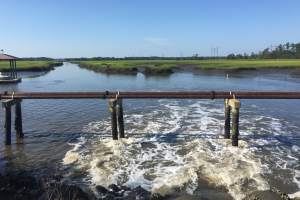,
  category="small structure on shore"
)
[0,53,22,83]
